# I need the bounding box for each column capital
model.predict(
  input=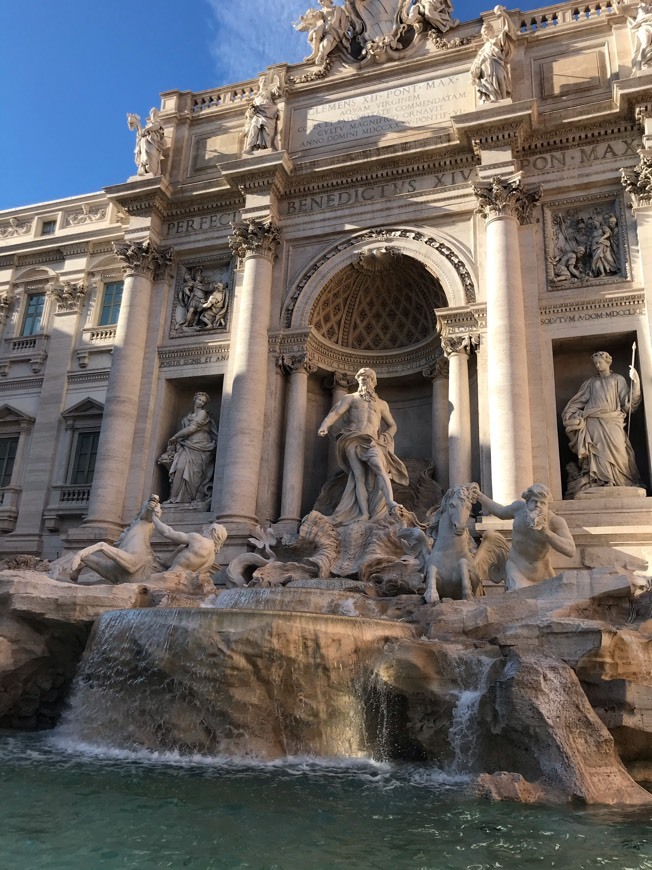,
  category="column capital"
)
[474,176,541,225]
[0,287,14,326]
[442,334,479,358]
[423,357,450,380]
[621,151,652,210]
[277,352,317,376]
[113,239,175,279]
[47,280,87,314]
[229,219,280,261]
